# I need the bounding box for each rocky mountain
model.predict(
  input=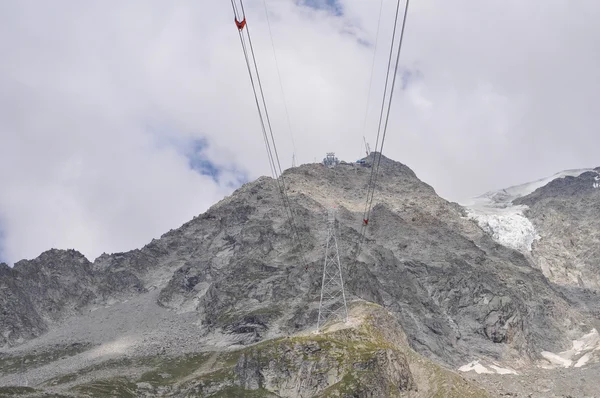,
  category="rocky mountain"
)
[0,153,599,397]
[0,249,148,348]
[514,168,600,290]
[465,167,600,289]
[465,167,600,330]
